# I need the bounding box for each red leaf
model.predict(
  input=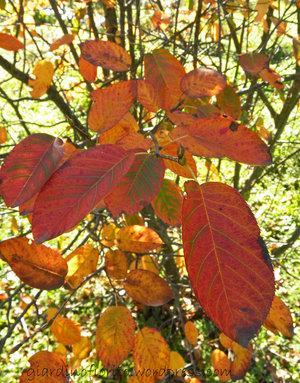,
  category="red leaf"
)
[0,32,24,51]
[169,113,271,166]
[182,181,275,346]
[181,68,226,98]
[80,40,131,71]
[32,145,135,243]
[144,49,185,110]
[105,153,165,216]
[137,79,159,112]
[0,134,64,207]
[88,81,136,133]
